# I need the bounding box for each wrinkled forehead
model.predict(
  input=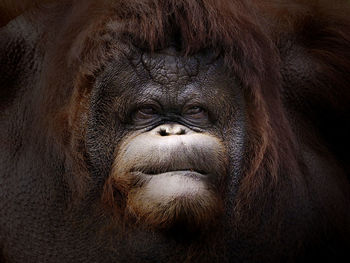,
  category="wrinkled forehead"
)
[95,46,235,104]
[101,45,229,87]
[138,47,217,85]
